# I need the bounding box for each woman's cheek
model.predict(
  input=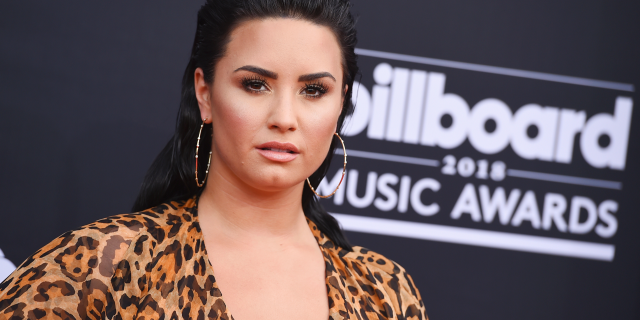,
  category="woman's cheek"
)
[304,104,341,168]
[217,93,261,130]
[212,97,261,164]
